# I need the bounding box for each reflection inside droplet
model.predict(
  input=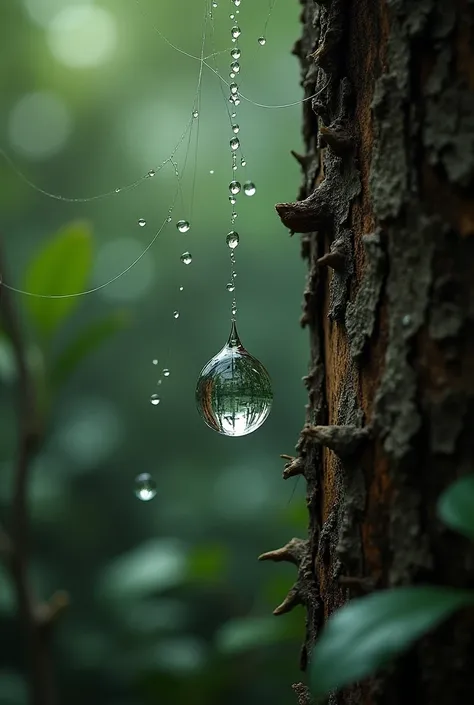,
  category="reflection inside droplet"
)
[195,321,272,437]
[134,473,157,501]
